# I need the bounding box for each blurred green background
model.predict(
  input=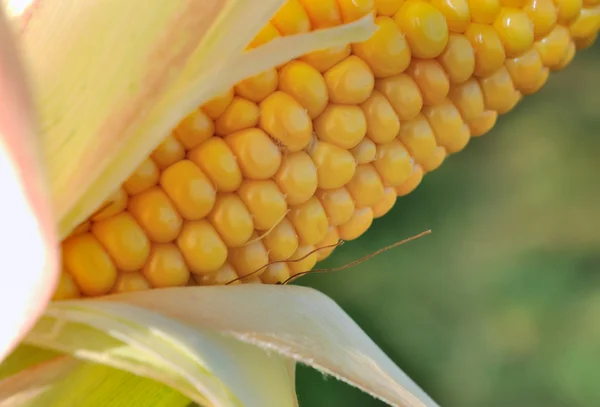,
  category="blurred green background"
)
[295,41,600,407]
